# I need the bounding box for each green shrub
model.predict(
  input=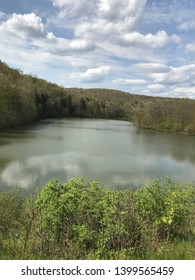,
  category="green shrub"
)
[136,177,195,239]
[0,177,194,259]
